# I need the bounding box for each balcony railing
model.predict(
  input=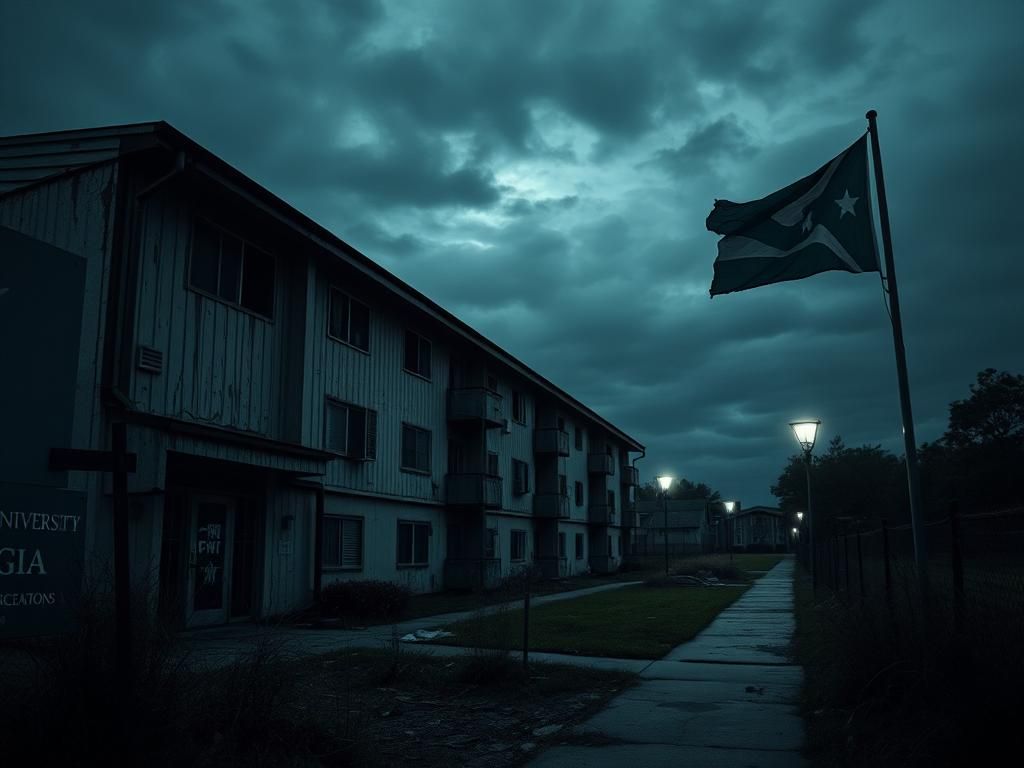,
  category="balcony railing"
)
[587,453,614,475]
[588,503,616,525]
[533,493,570,519]
[447,388,504,427]
[533,428,570,456]
[620,465,639,487]
[443,558,502,590]
[446,473,502,509]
